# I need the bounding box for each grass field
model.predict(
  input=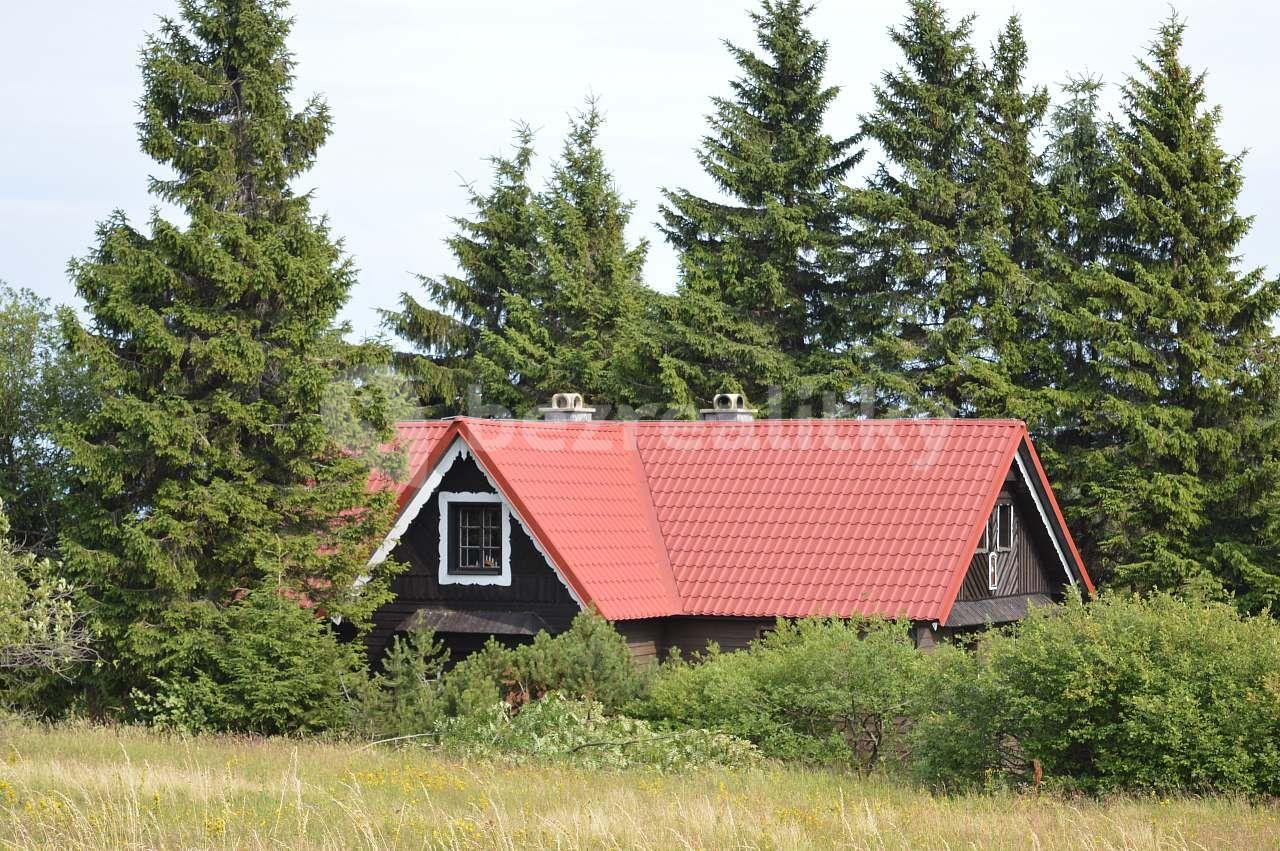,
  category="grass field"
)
[0,721,1276,849]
